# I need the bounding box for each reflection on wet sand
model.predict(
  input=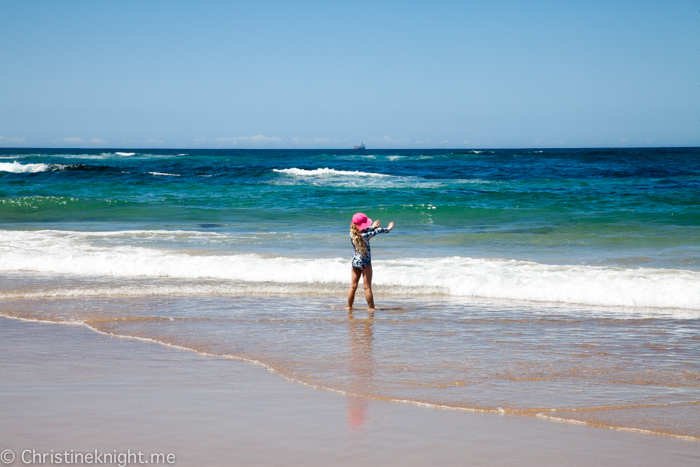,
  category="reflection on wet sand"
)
[346,309,375,434]
[2,293,698,440]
